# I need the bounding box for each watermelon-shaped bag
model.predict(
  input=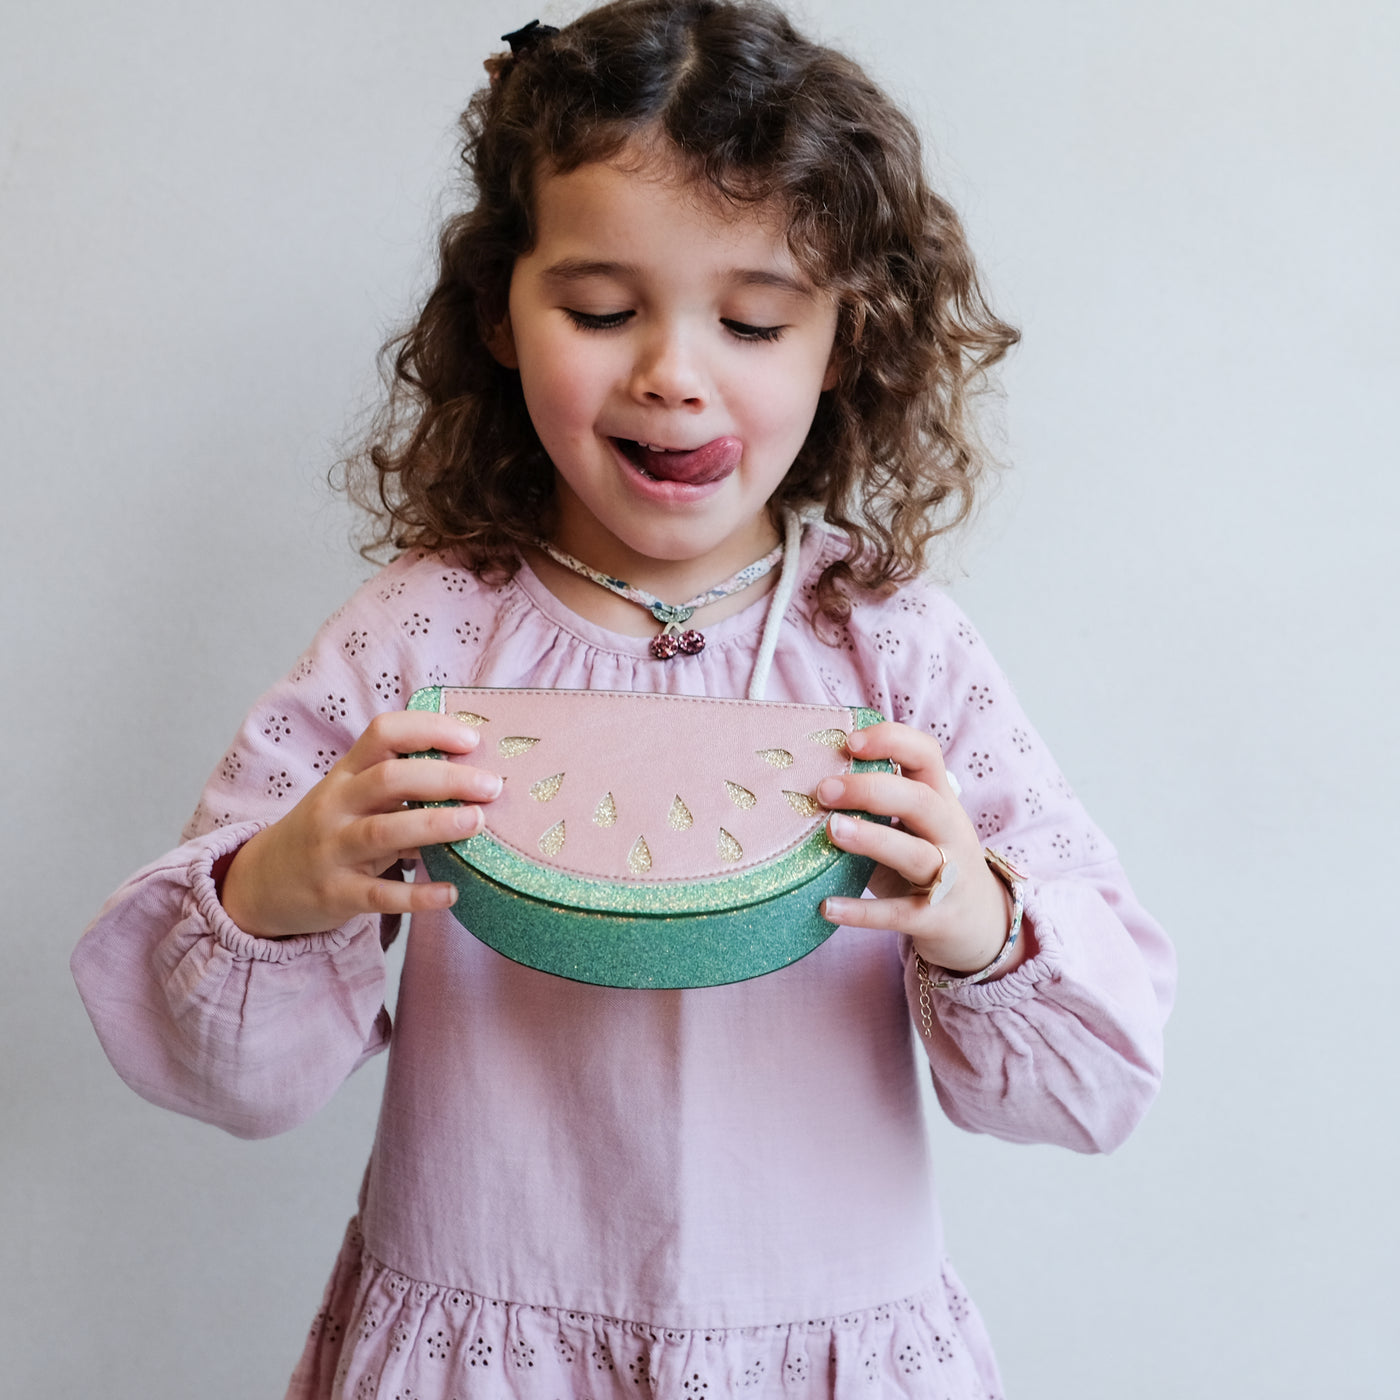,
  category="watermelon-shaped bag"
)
[409,687,892,988]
